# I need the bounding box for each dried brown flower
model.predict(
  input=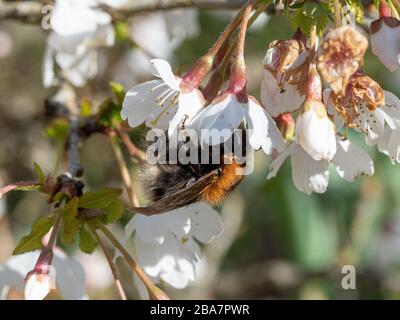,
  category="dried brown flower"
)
[317,26,368,97]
